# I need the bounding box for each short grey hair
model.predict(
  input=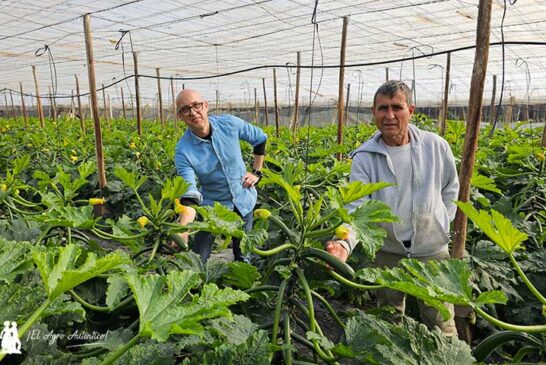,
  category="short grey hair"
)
[373,80,413,106]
